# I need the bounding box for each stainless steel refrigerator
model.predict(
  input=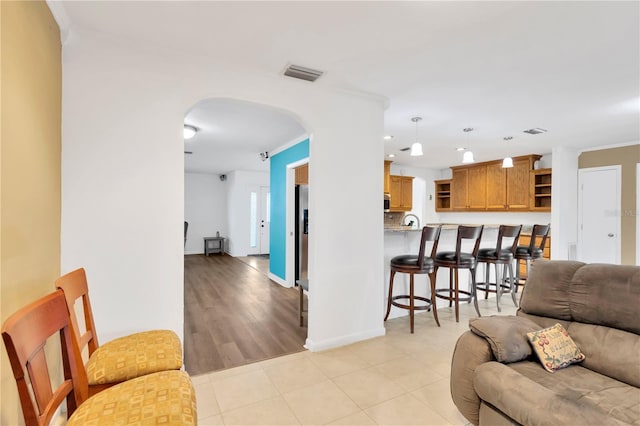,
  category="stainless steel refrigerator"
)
[295,185,309,281]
